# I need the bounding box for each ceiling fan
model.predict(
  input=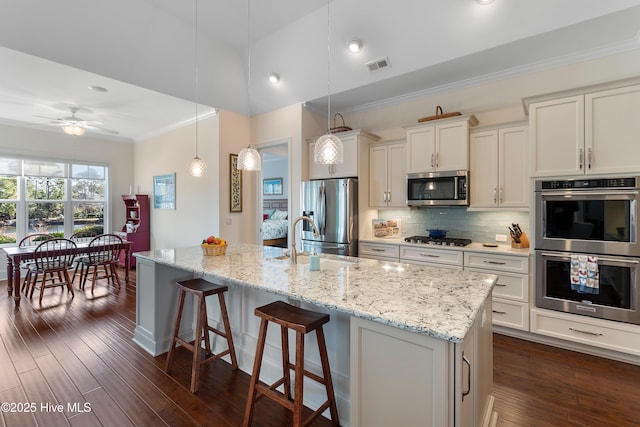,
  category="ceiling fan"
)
[33,107,119,136]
